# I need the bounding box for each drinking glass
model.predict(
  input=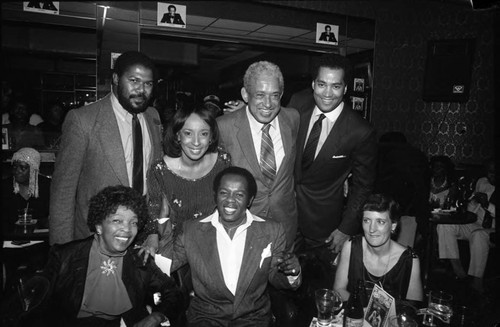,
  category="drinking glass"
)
[423,290,453,326]
[389,314,418,327]
[315,288,343,327]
